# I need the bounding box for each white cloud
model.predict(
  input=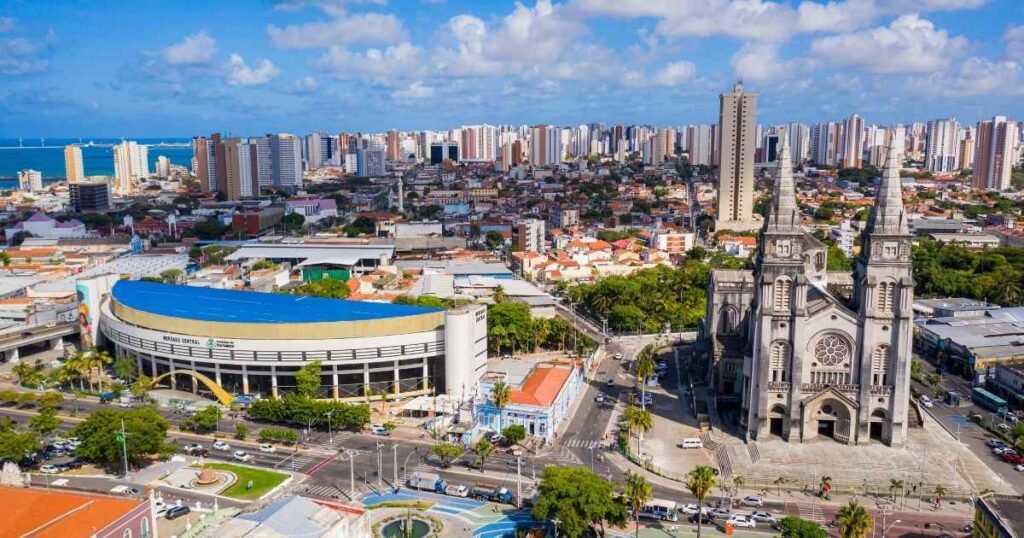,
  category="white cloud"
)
[267,12,405,48]
[0,17,15,32]
[731,43,817,82]
[316,42,424,80]
[810,14,967,73]
[226,53,280,86]
[162,31,217,65]
[0,33,52,75]
[274,0,388,17]
[908,56,1024,96]
[621,70,645,87]
[1006,25,1024,59]
[289,76,320,93]
[651,61,697,86]
[391,80,435,100]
